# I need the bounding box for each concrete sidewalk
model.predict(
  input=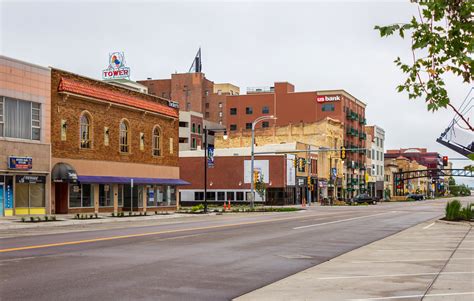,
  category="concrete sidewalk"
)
[236,220,473,301]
